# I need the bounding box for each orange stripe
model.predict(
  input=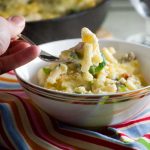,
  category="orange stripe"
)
[0,98,47,150]
[0,77,18,83]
